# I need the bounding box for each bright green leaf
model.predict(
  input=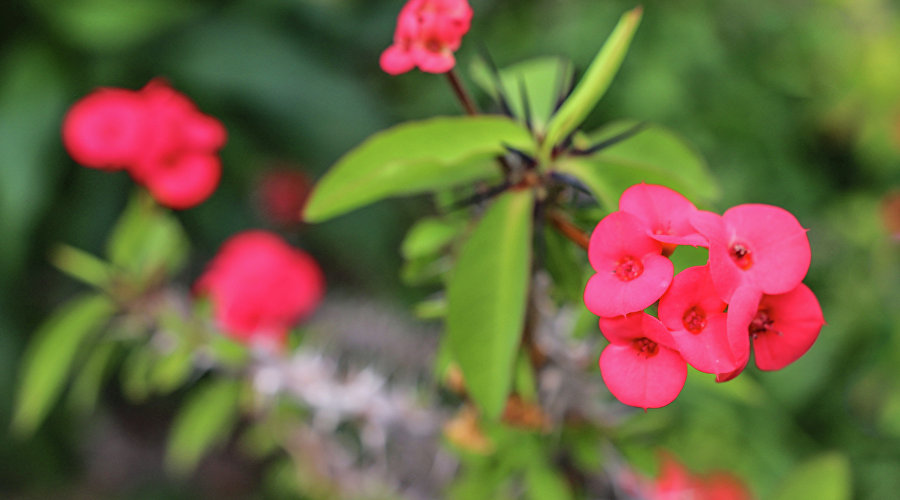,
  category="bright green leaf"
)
[107,192,189,284]
[150,347,195,395]
[514,352,538,402]
[50,244,112,289]
[554,122,719,208]
[12,294,115,436]
[446,189,534,419]
[541,7,643,159]
[166,379,241,474]
[471,57,574,134]
[773,453,852,500]
[526,463,573,500]
[401,217,467,260]
[413,296,447,320]
[120,347,153,403]
[303,116,533,223]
